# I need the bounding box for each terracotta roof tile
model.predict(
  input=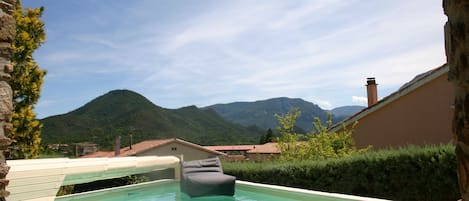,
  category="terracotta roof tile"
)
[80,151,113,158]
[204,145,256,151]
[246,143,281,154]
[81,138,225,158]
[117,138,174,156]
